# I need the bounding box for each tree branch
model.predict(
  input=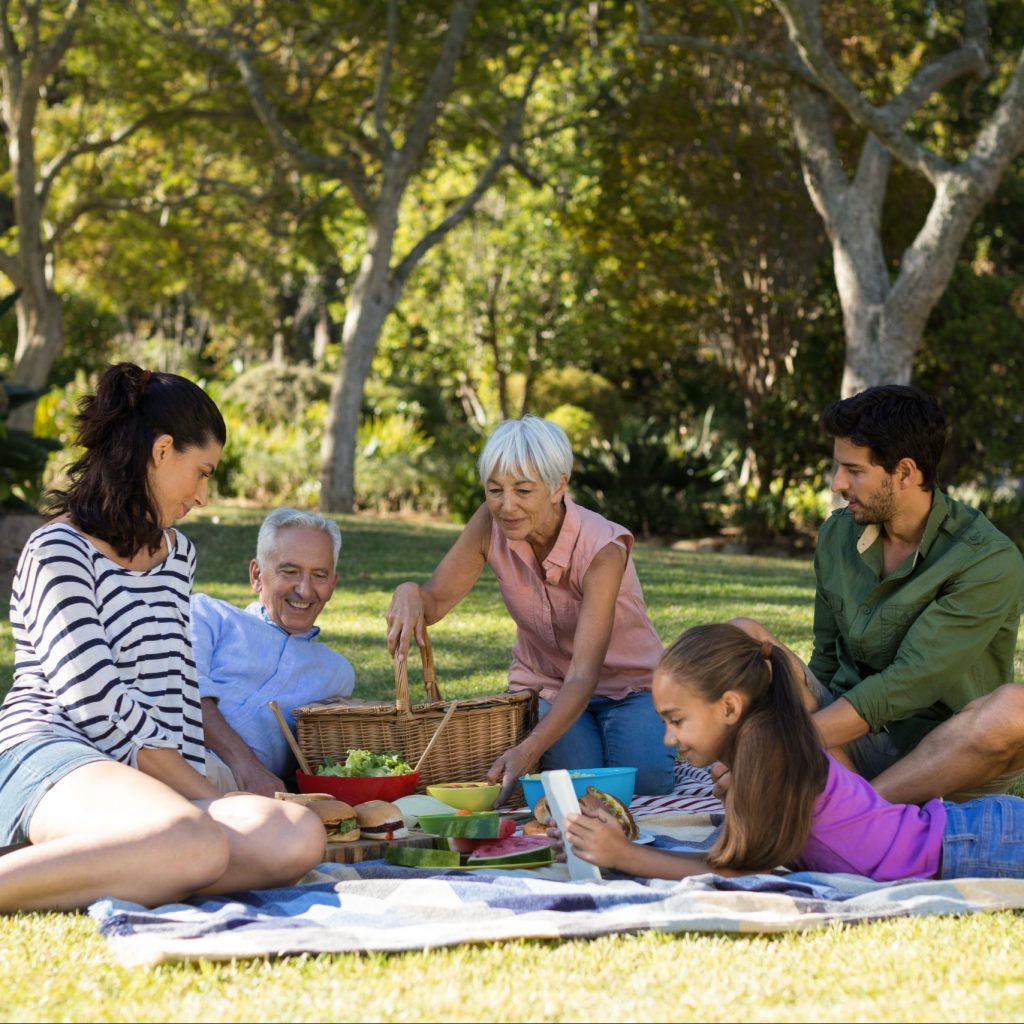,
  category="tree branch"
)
[772,0,953,183]
[393,0,479,182]
[26,0,86,91]
[634,0,818,86]
[229,43,375,213]
[372,0,397,155]
[391,2,566,293]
